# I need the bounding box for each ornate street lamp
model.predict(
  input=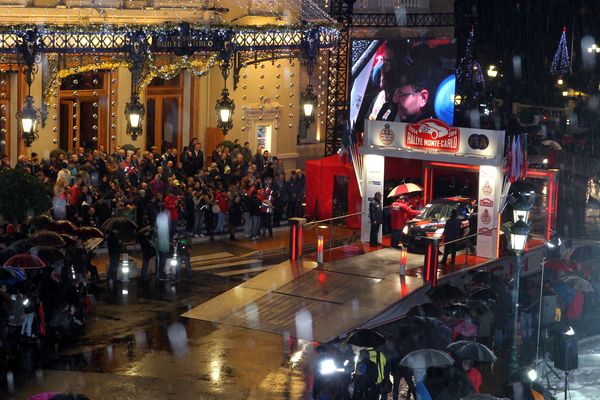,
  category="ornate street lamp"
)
[509,215,531,375]
[512,194,533,224]
[124,92,144,141]
[17,29,40,147]
[215,44,235,135]
[216,87,235,134]
[300,84,317,127]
